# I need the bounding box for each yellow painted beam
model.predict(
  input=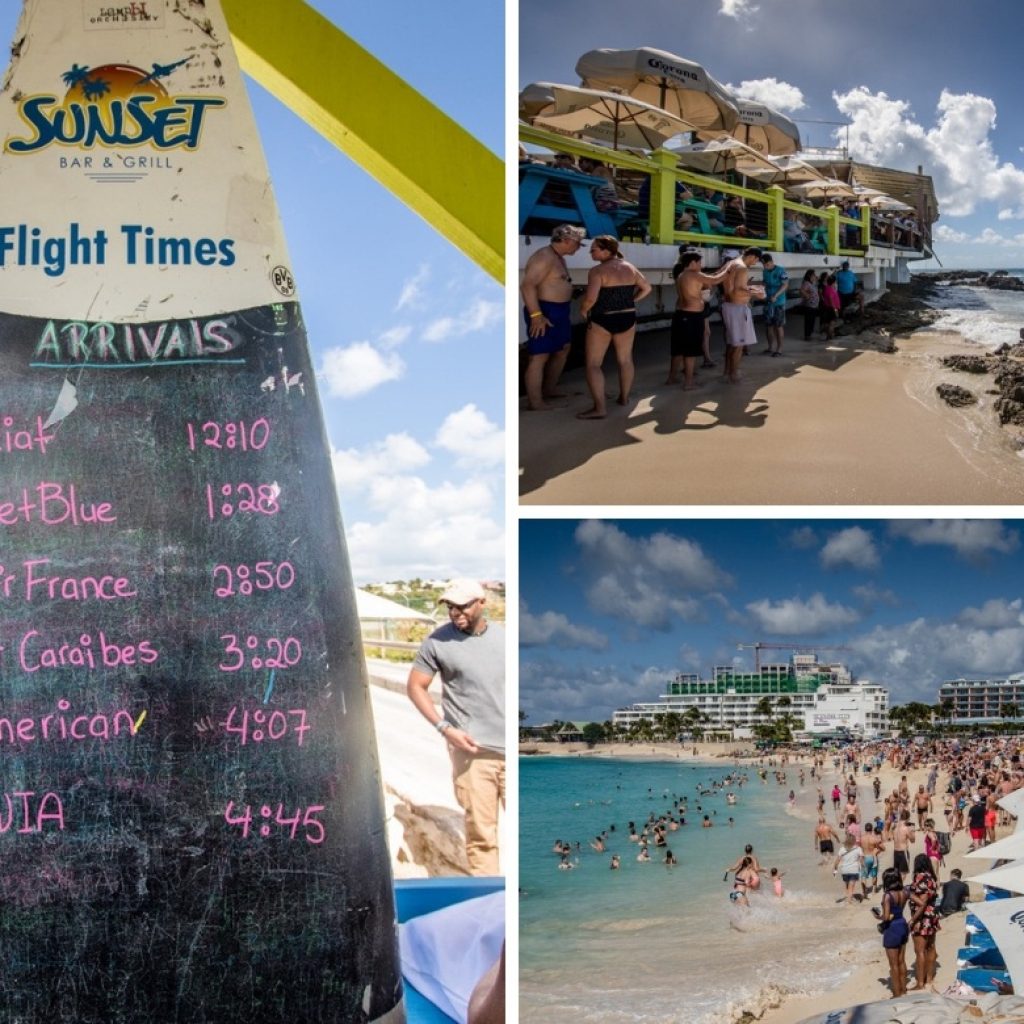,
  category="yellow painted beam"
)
[221,0,503,282]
